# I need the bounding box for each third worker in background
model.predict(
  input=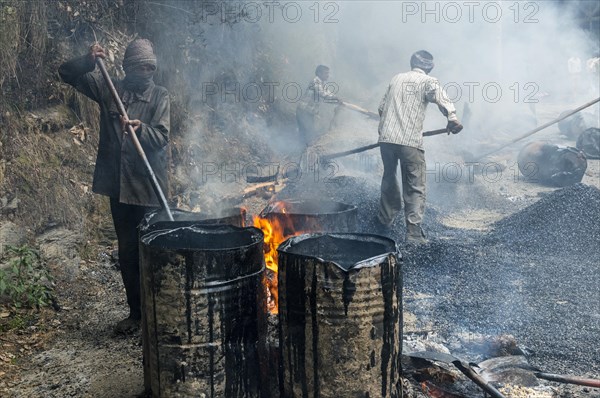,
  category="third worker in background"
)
[296,65,341,148]
[376,50,462,244]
